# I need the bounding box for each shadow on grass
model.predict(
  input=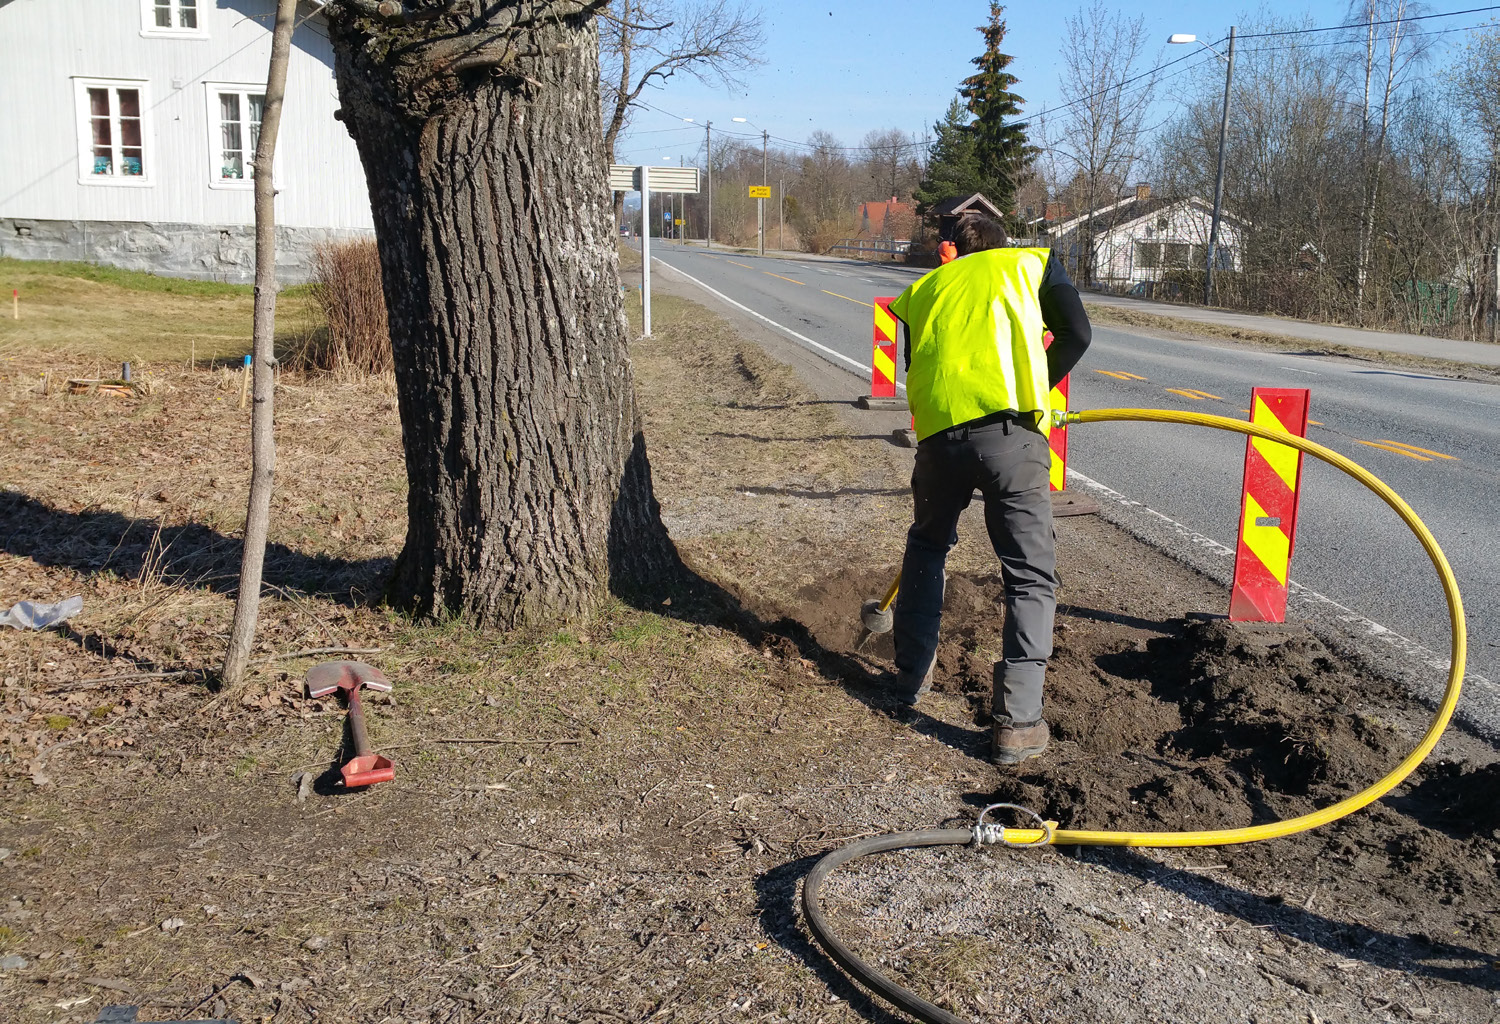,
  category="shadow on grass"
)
[6,486,980,761]
[1,489,393,609]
